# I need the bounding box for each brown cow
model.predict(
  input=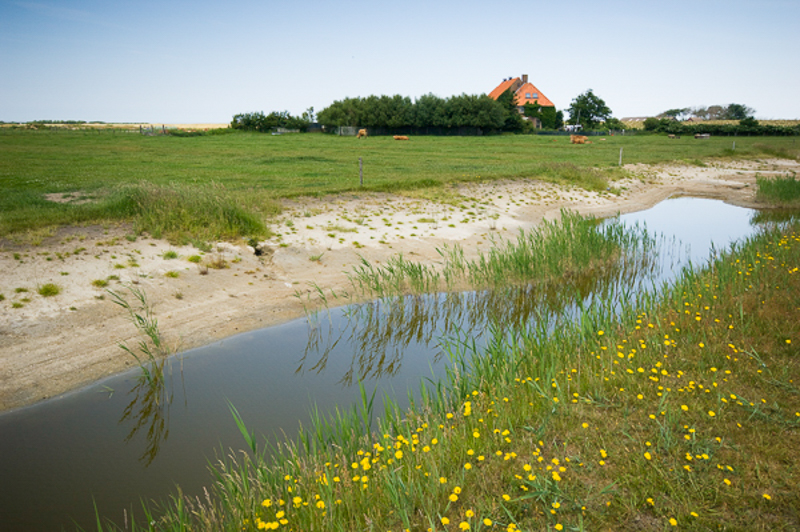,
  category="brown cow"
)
[393,135,409,141]
[570,135,589,144]
[356,129,367,138]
